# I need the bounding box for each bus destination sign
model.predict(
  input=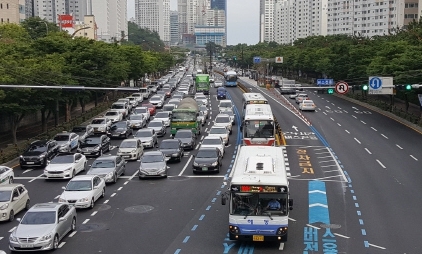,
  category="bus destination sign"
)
[231,185,288,193]
[247,100,268,104]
